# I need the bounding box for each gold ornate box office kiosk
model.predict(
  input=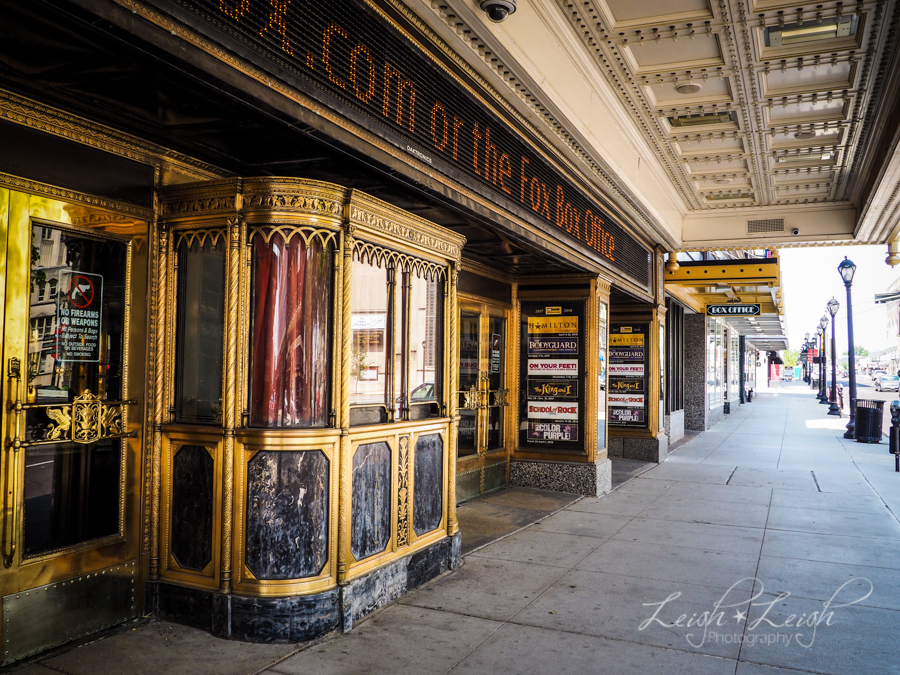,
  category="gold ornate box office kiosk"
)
[149,178,466,641]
